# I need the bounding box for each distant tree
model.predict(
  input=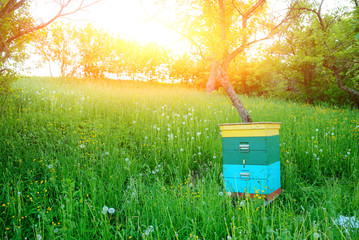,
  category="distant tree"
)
[0,0,100,119]
[35,22,78,77]
[75,23,117,79]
